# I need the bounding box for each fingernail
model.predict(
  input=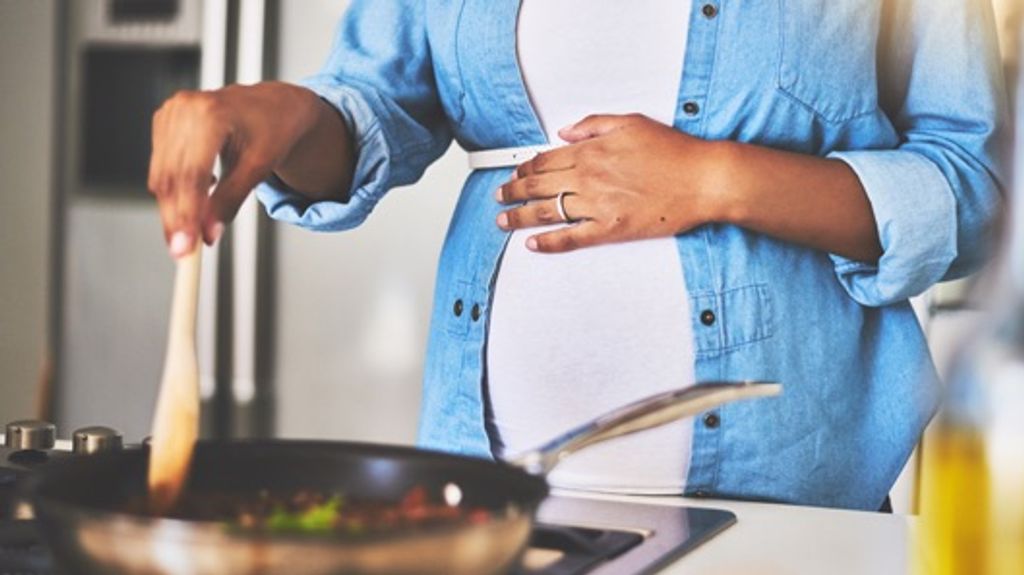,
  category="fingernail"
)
[209,222,224,244]
[169,231,192,258]
[497,213,509,229]
[526,236,538,251]
[495,187,504,202]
